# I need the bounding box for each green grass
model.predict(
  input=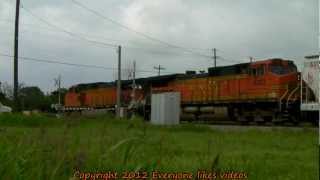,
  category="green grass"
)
[0,114,318,180]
